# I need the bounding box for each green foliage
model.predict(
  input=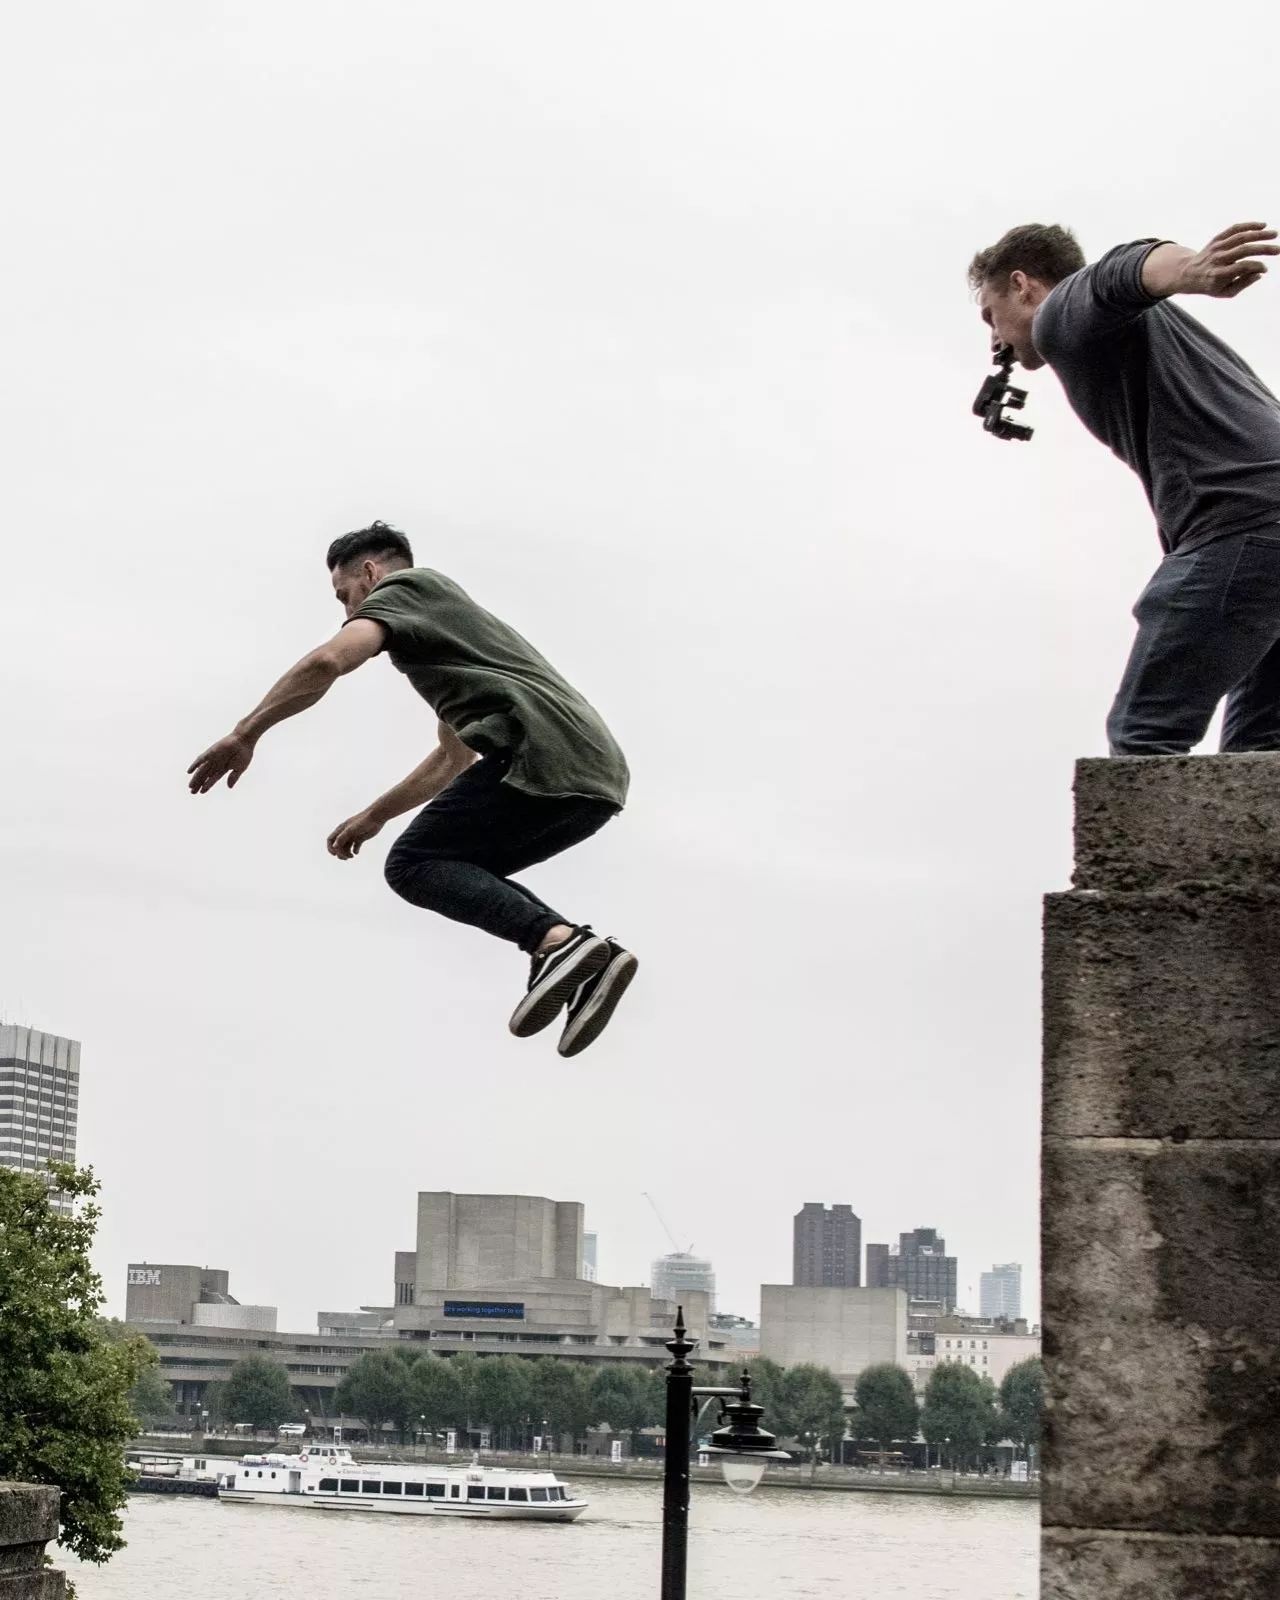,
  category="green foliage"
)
[407,1355,464,1436]
[999,1357,1044,1454]
[781,1364,846,1470]
[852,1363,919,1452]
[739,1357,788,1437]
[334,1351,413,1438]
[531,1359,597,1449]
[0,1165,151,1574]
[99,1321,174,1426]
[591,1365,663,1449]
[221,1355,296,1430]
[472,1356,533,1446]
[921,1363,1000,1467]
